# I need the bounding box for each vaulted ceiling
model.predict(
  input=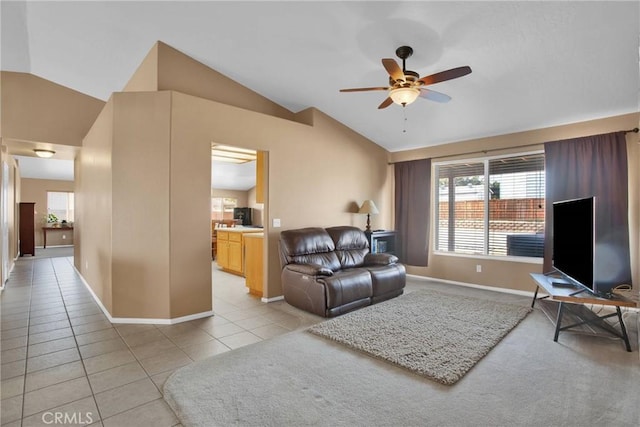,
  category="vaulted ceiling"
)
[3,2,638,153]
